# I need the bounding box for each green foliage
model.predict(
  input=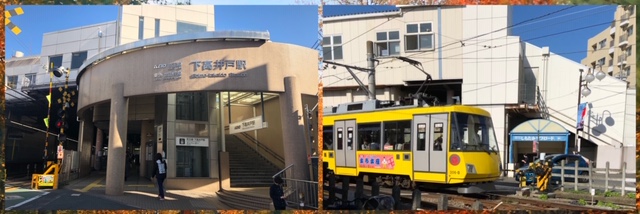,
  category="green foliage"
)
[596,201,620,209]
[539,194,549,200]
[603,191,621,197]
[626,193,635,199]
[578,199,587,205]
